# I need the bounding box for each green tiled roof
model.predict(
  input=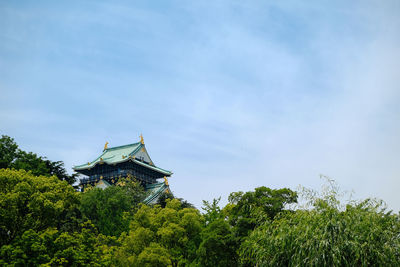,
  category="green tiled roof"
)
[96,179,111,189]
[144,182,169,204]
[73,142,172,176]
